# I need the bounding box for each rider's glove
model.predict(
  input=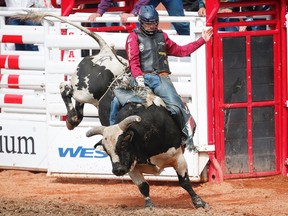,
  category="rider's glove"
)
[135,76,145,87]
